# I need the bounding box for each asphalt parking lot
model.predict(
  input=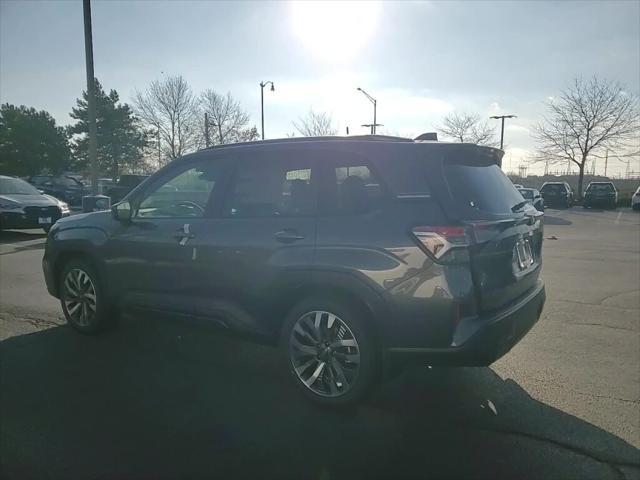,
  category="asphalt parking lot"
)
[1,208,639,479]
